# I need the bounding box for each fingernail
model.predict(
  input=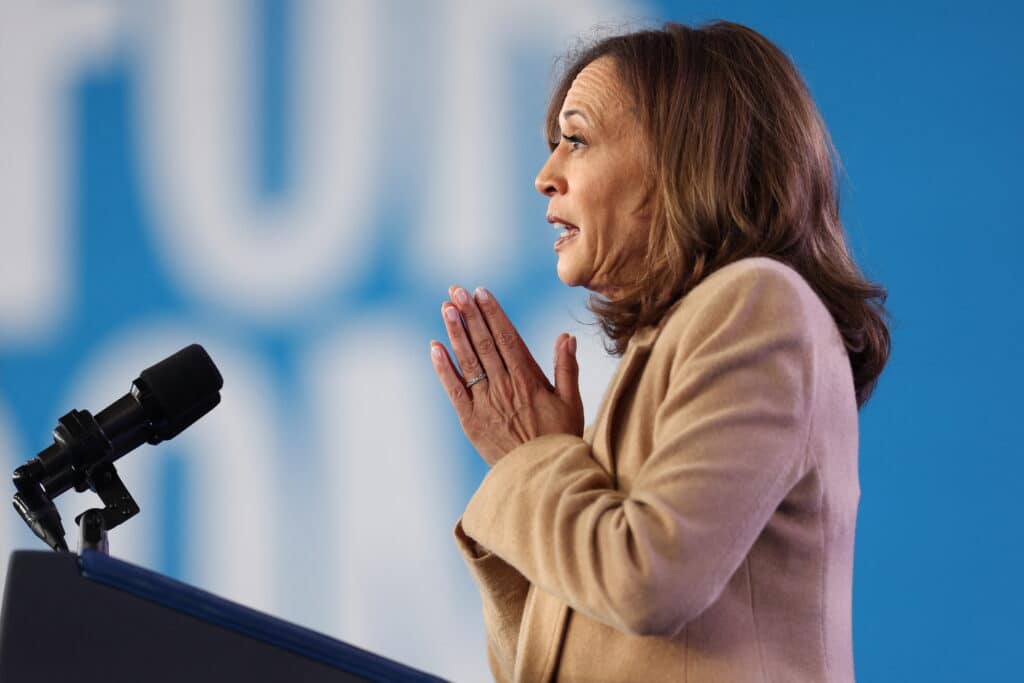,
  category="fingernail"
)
[431,344,444,361]
[444,305,459,322]
[454,287,470,304]
[568,335,577,355]
[475,287,490,302]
